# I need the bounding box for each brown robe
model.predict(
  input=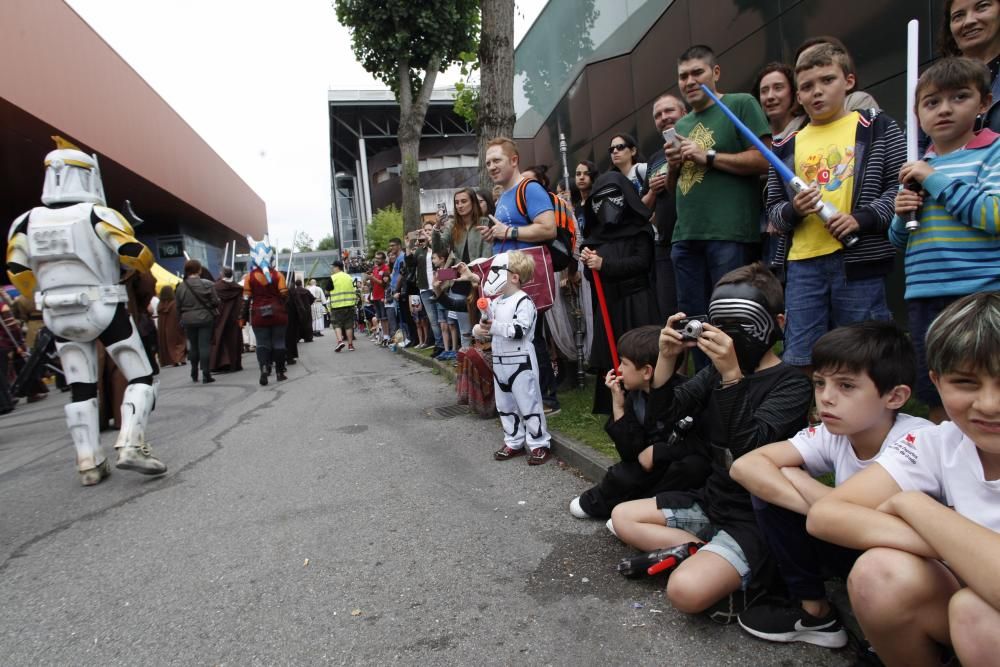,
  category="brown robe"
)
[156,301,187,366]
[210,279,244,372]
